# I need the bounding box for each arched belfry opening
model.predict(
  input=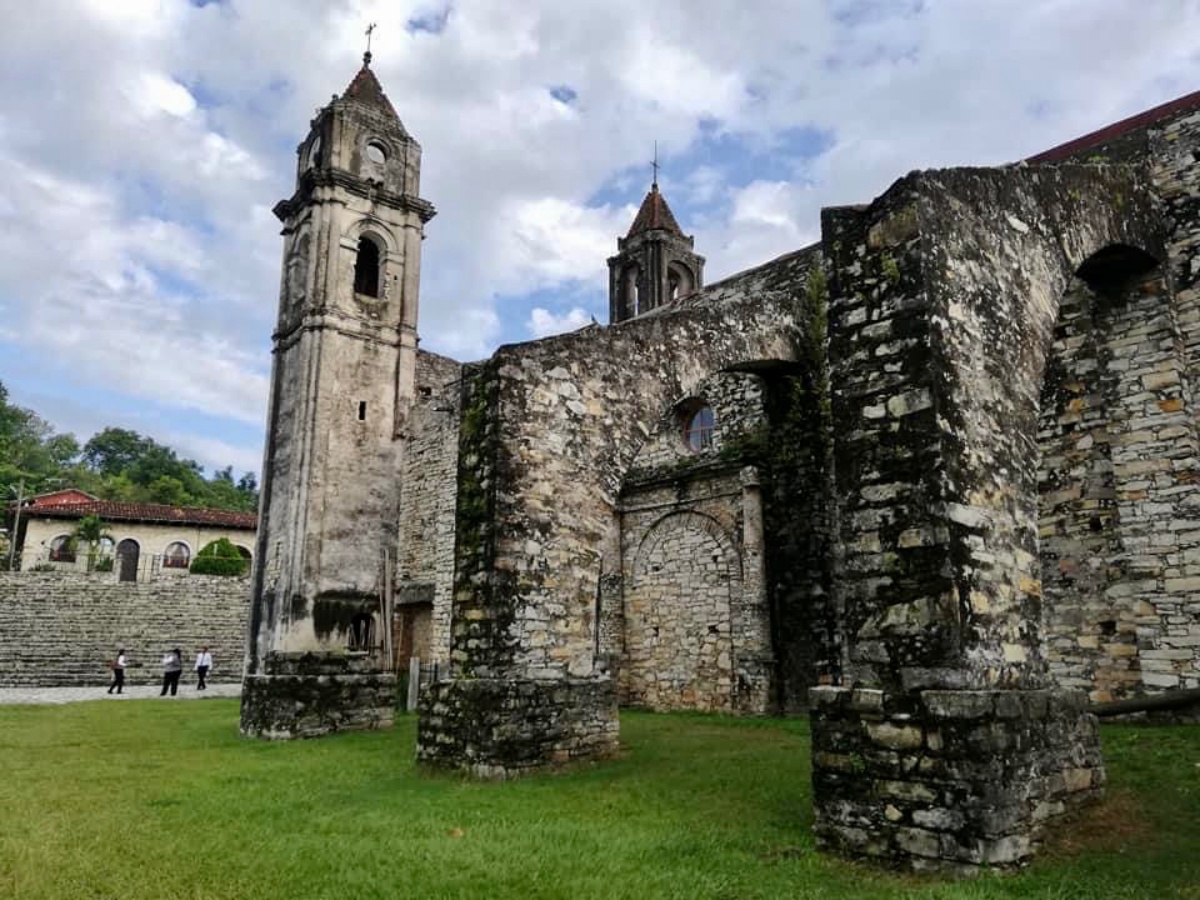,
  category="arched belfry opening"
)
[608,181,704,324]
[353,235,382,297]
[668,262,694,302]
